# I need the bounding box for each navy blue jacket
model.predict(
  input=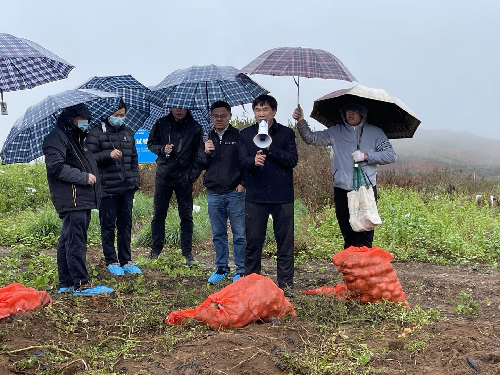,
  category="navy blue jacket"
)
[43,123,101,214]
[239,120,298,204]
